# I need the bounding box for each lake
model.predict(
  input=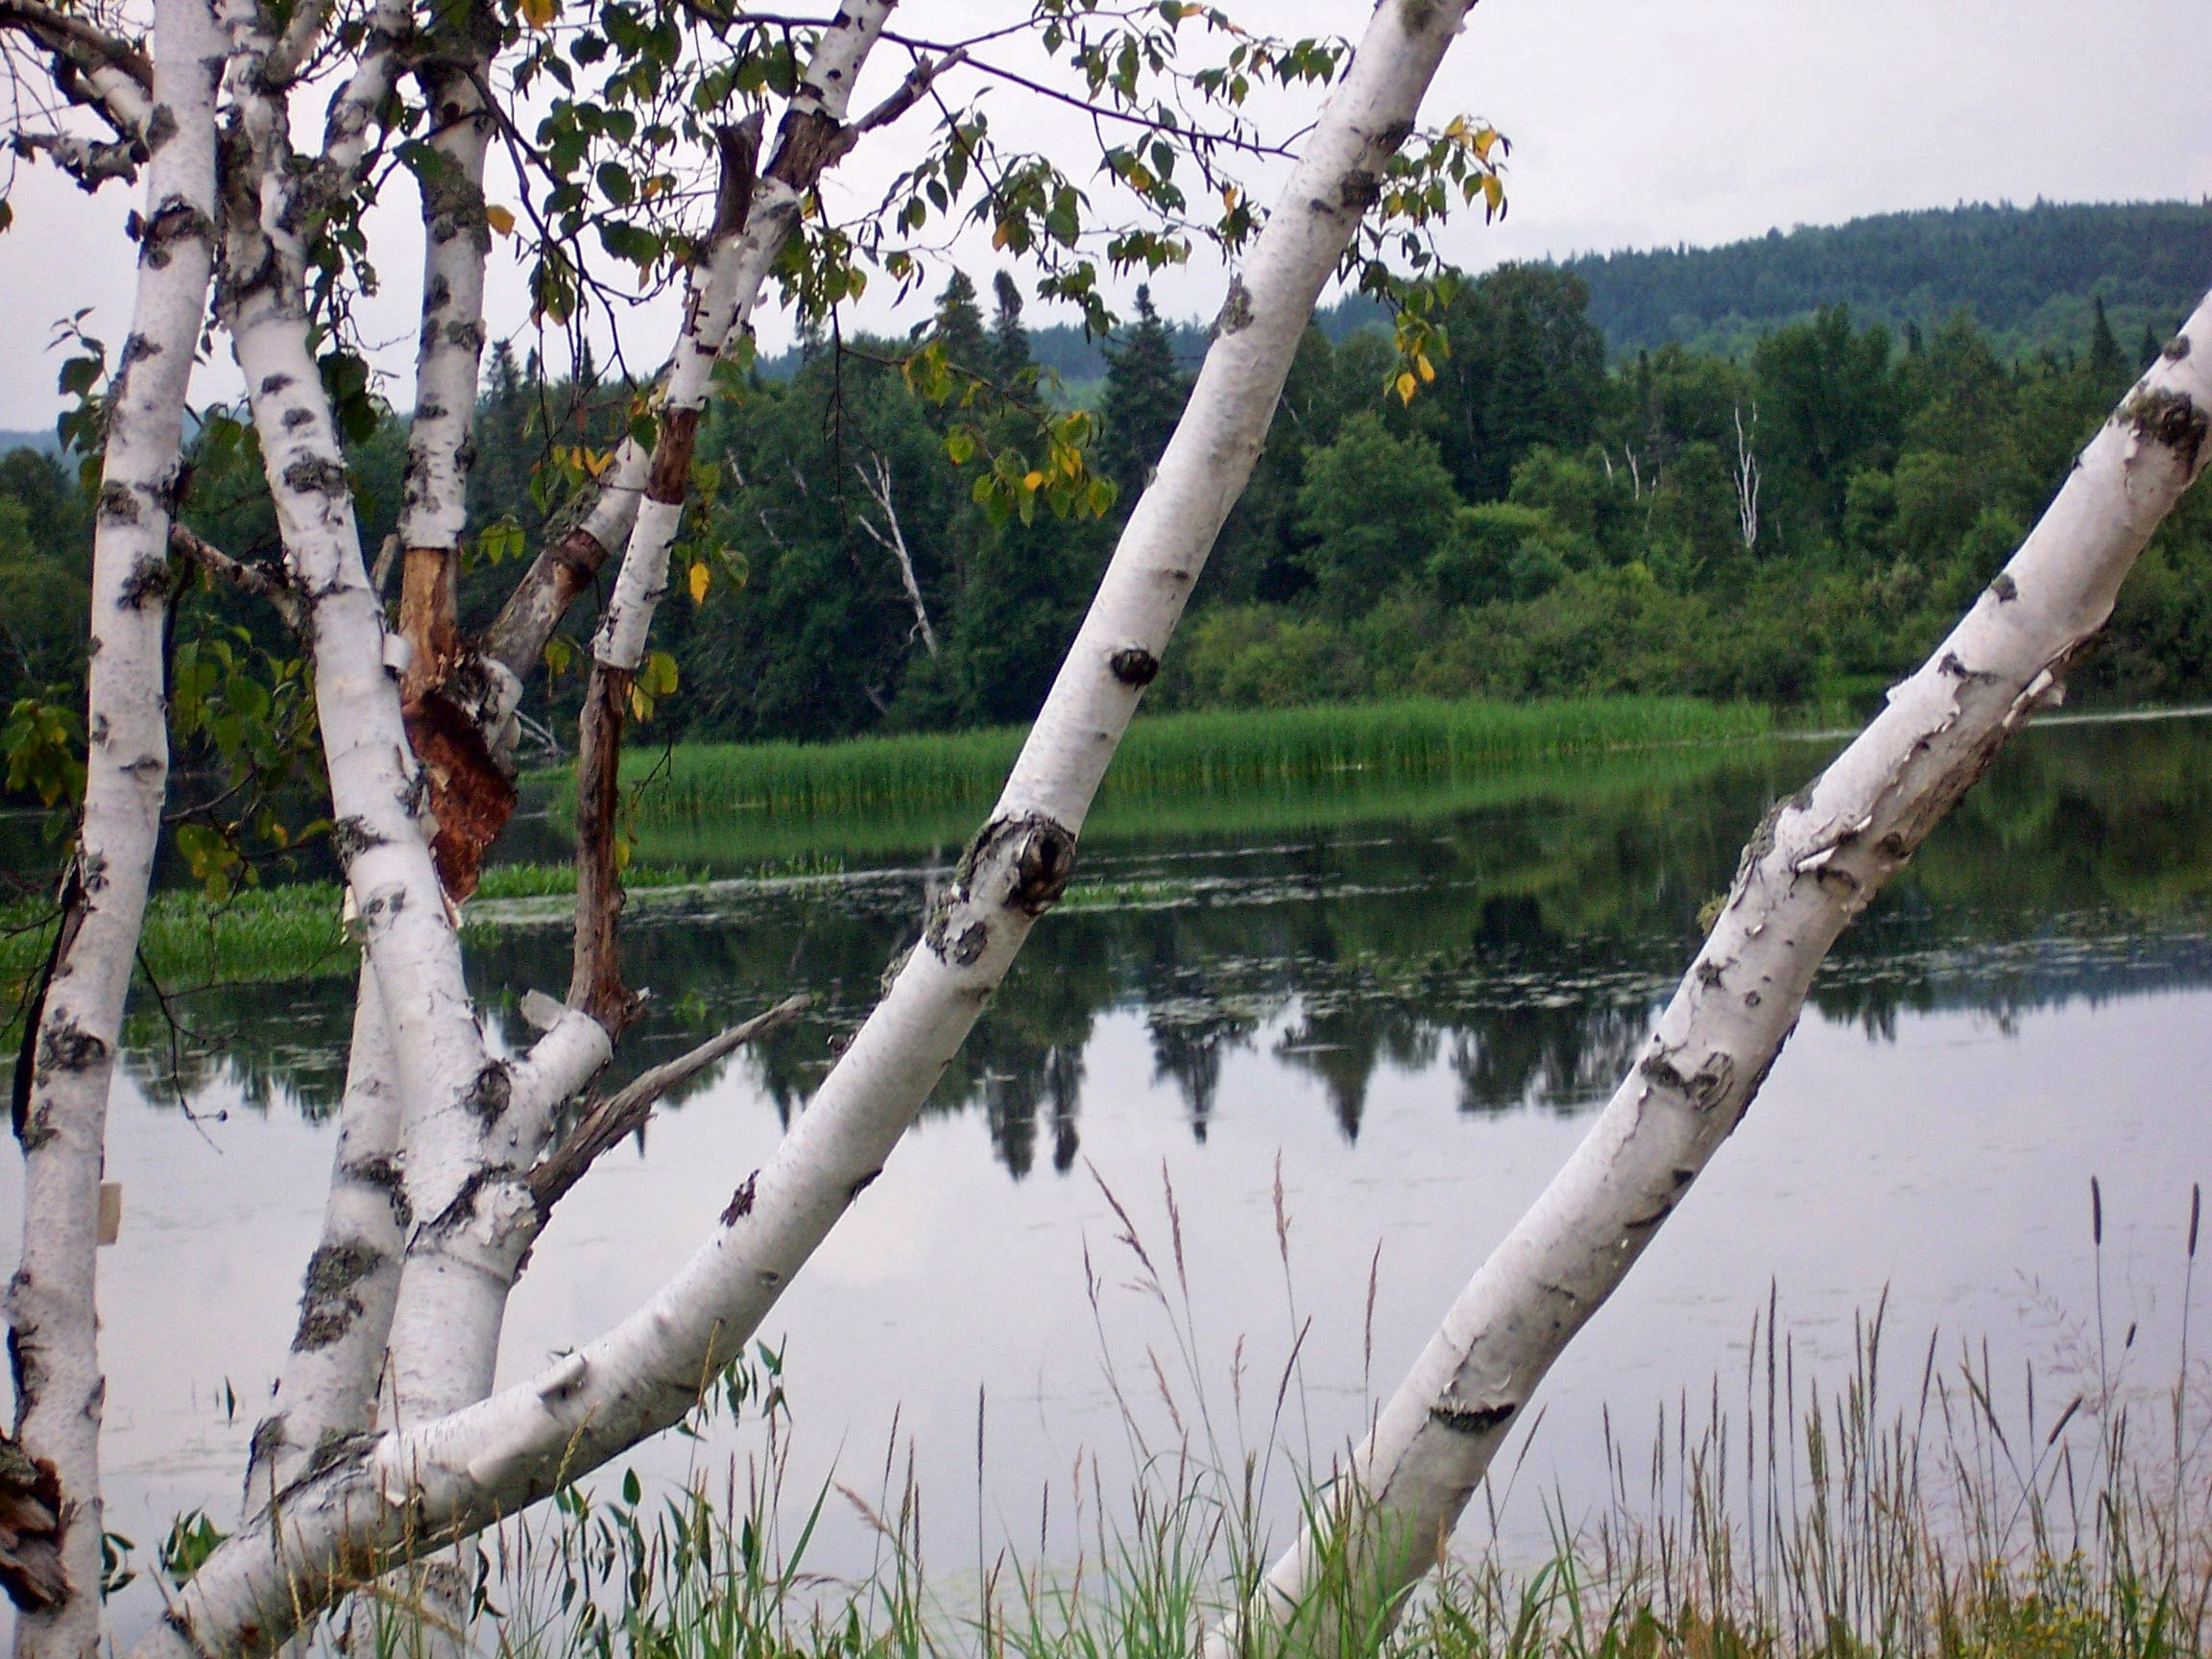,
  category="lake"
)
[17,710,2212,1638]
